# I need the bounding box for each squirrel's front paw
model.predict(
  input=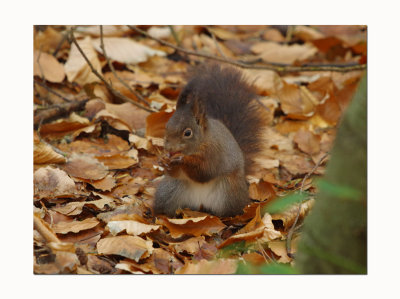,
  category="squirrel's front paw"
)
[159,153,184,172]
